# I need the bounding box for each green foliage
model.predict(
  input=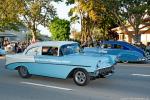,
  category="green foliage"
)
[0,0,24,31]
[49,17,70,41]
[67,0,149,43]
[66,0,118,44]
[22,0,59,27]
[66,0,74,5]
[0,0,62,41]
[102,0,150,42]
[26,31,46,41]
[21,0,62,41]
